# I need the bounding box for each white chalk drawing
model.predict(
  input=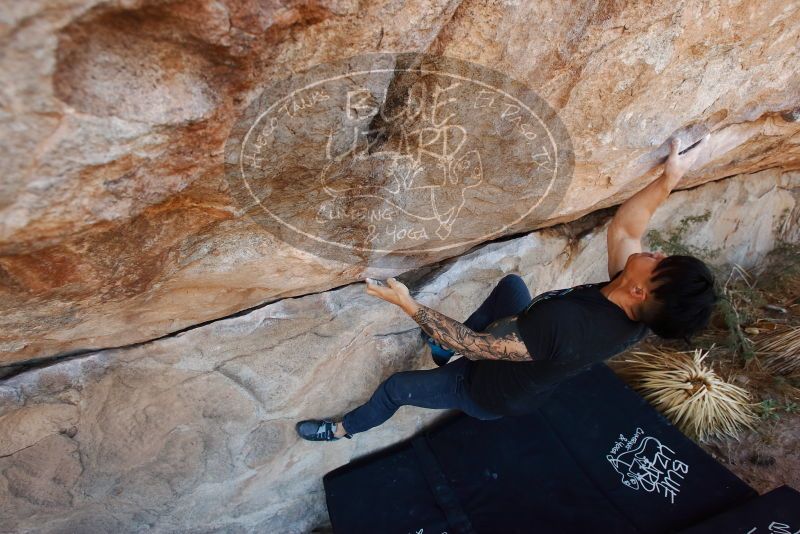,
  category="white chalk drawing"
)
[747,522,800,534]
[606,427,689,504]
[318,83,485,240]
[224,52,575,268]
